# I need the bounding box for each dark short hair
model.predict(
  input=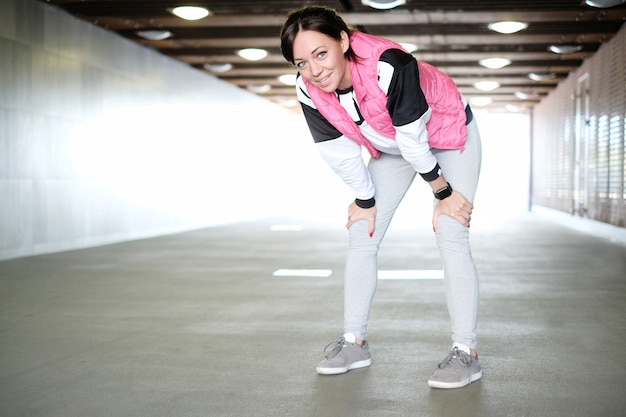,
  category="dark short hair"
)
[280,5,357,64]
